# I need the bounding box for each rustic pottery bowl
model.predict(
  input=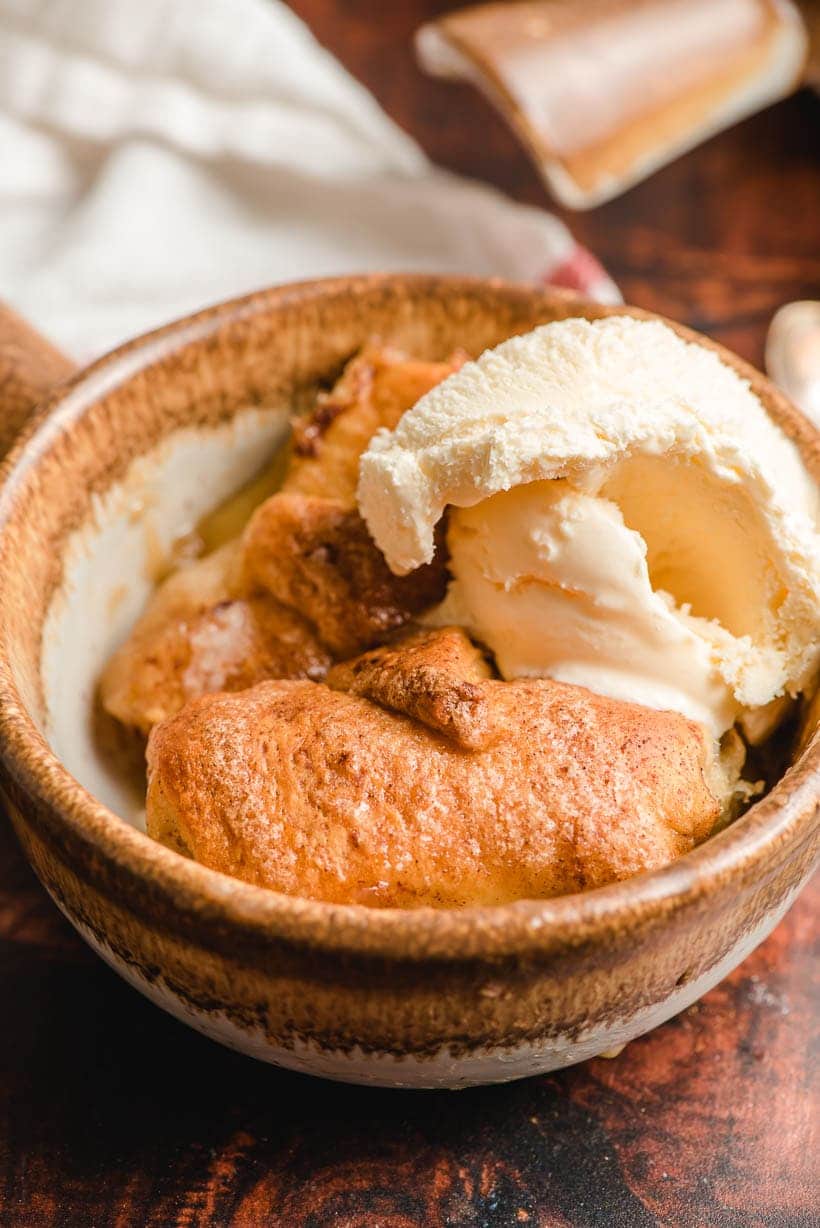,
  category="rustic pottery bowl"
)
[0,276,817,1089]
